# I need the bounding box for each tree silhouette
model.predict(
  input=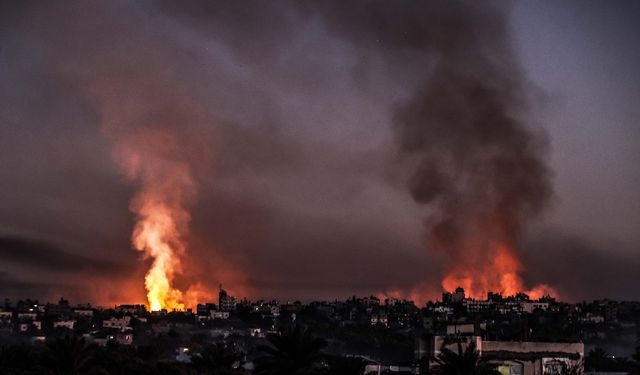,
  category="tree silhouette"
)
[253,324,327,375]
[43,335,97,375]
[191,342,245,375]
[585,347,610,371]
[561,359,584,375]
[434,341,499,375]
[91,342,151,375]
